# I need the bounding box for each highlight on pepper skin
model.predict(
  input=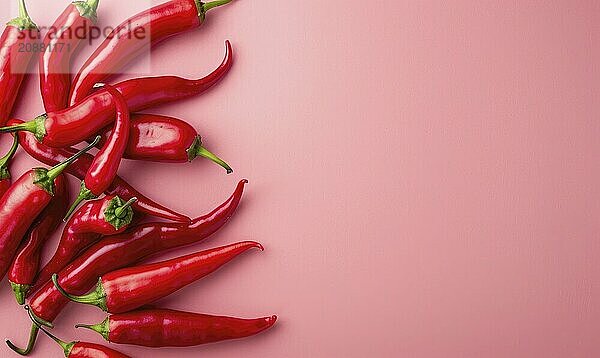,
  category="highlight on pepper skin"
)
[1,0,277,356]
